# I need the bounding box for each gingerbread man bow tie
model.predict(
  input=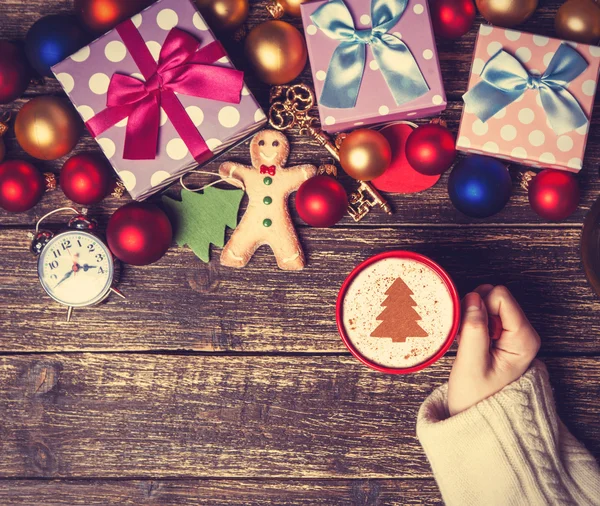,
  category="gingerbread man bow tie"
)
[260,165,276,176]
